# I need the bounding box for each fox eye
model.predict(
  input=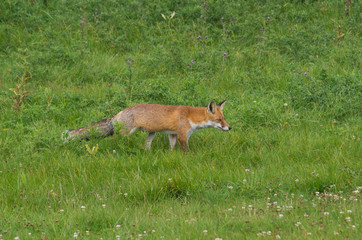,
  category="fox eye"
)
[216,118,222,122]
